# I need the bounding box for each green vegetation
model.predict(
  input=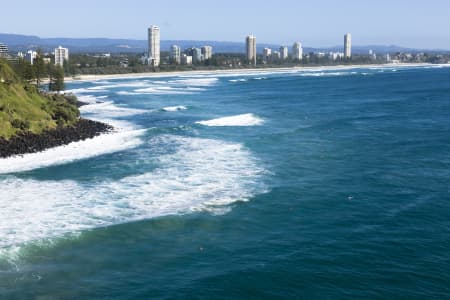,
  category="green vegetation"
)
[0,59,78,139]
